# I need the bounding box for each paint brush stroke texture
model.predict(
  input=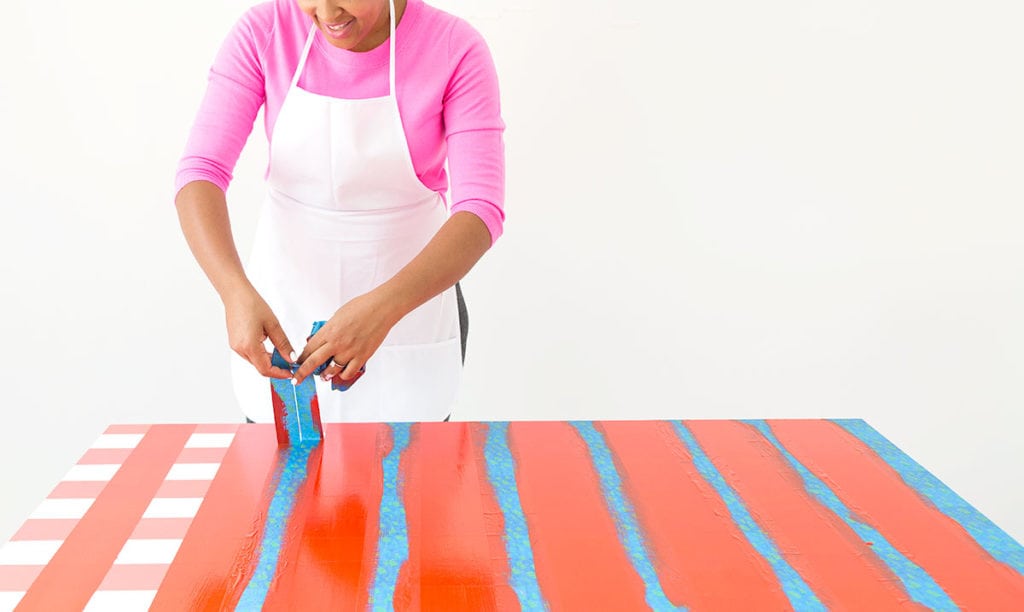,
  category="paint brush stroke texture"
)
[2,420,1022,611]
